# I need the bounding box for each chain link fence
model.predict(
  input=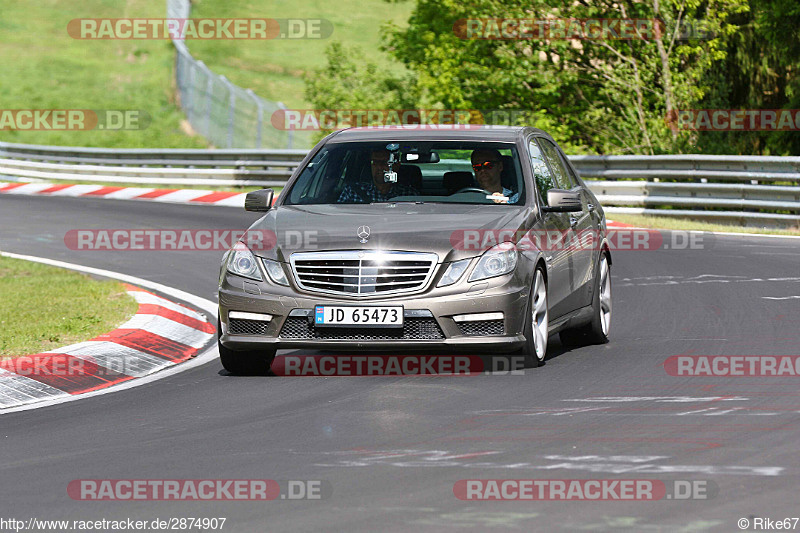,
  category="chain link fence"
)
[167,0,311,149]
